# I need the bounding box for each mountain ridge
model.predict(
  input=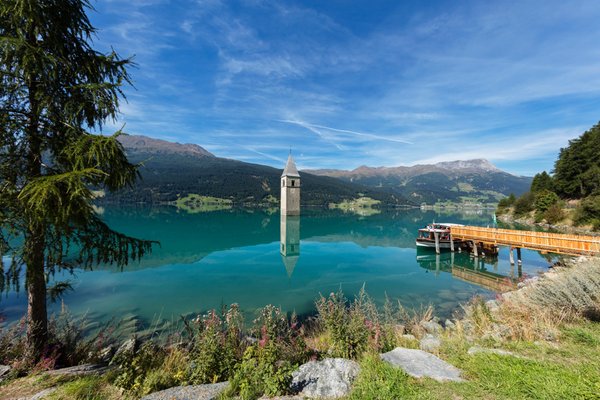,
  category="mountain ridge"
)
[112,134,530,205]
[111,134,407,206]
